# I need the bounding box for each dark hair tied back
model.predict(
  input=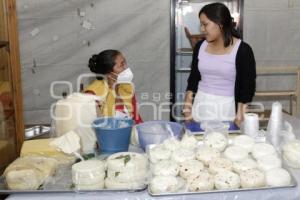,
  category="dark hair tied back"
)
[88,54,98,73]
[88,49,120,79]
